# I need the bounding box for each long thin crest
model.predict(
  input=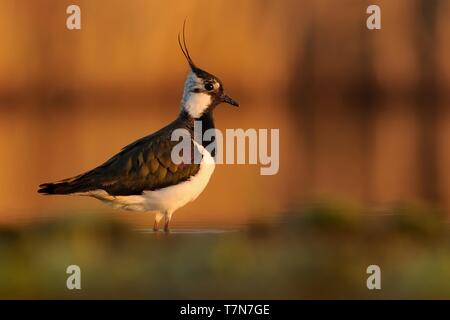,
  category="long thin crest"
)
[178,18,196,69]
